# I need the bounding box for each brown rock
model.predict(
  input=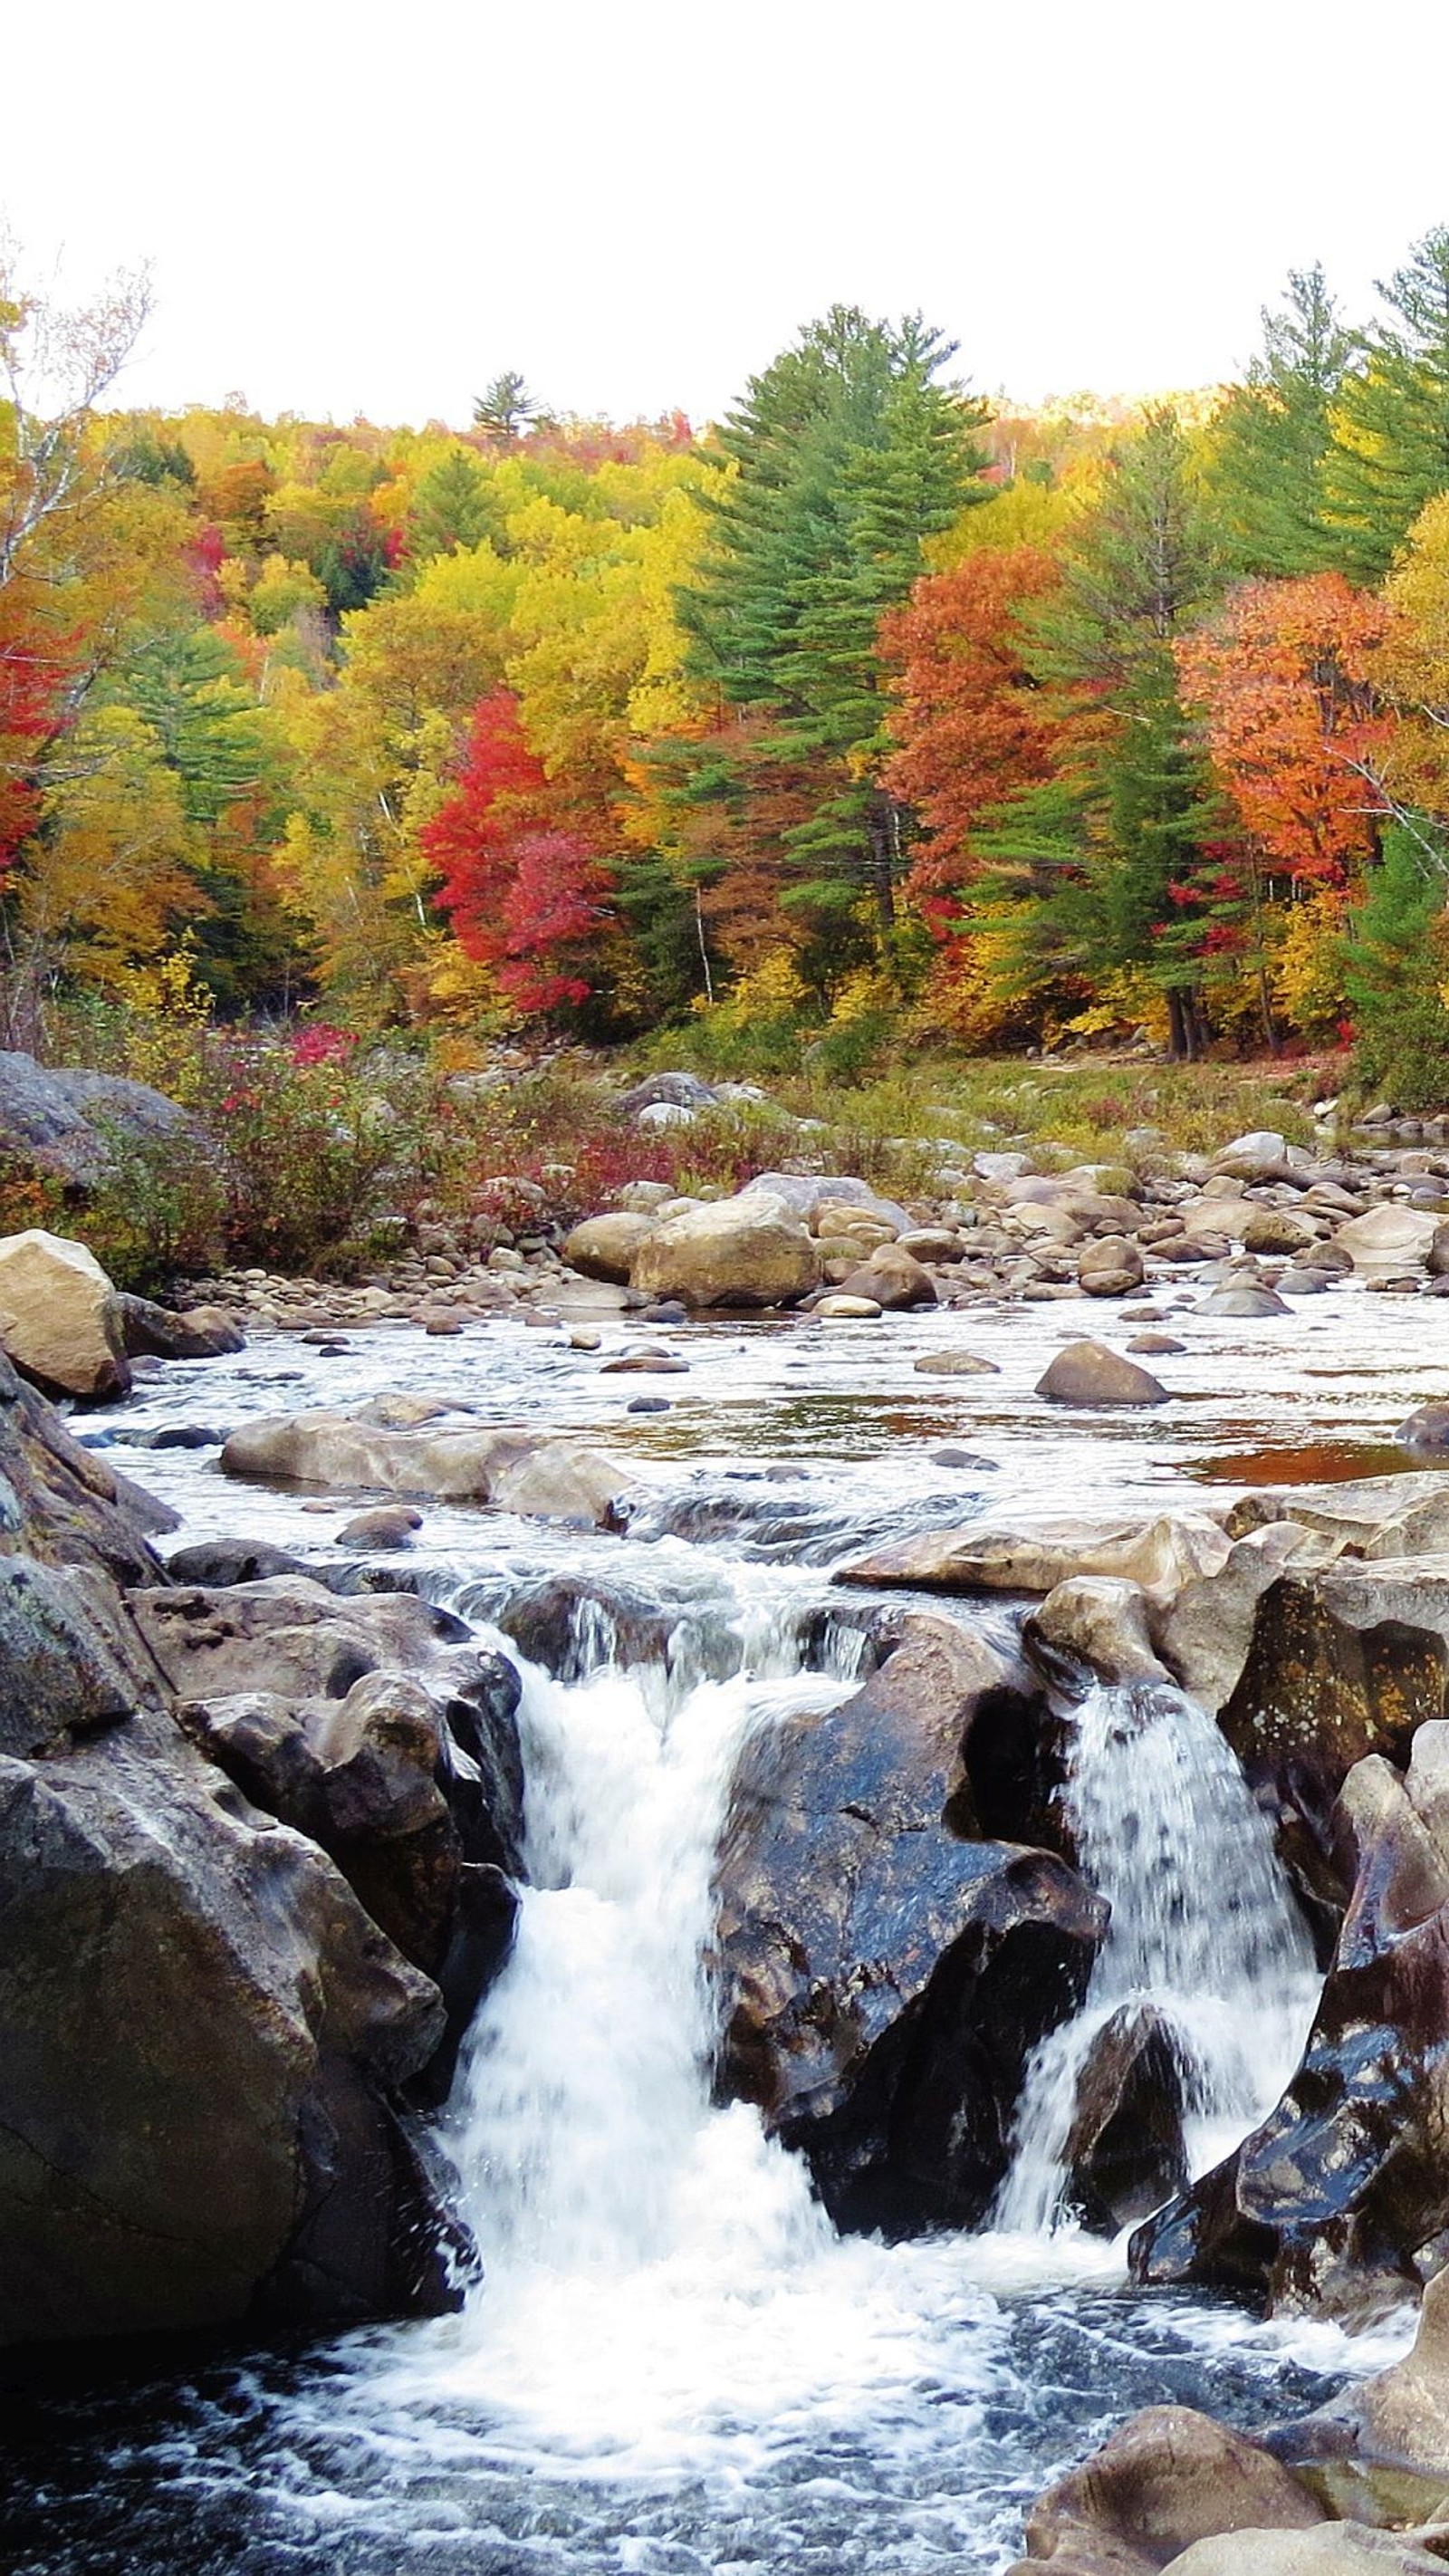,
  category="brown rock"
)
[1036,1341,1168,1408]
[0,1229,130,1400]
[1017,2405,1323,2576]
